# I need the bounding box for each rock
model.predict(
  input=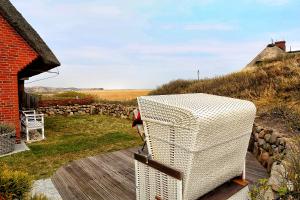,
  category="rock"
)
[258,138,265,146]
[259,129,273,138]
[261,151,270,162]
[254,133,259,141]
[256,125,263,133]
[268,163,286,192]
[267,157,274,173]
[277,138,286,146]
[78,111,85,115]
[270,131,279,144]
[263,143,271,151]
[38,103,134,119]
[263,187,275,200]
[273,147,279,155]
[278,145,285,152]
[69,112,74,116]
[264,133,271,143]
